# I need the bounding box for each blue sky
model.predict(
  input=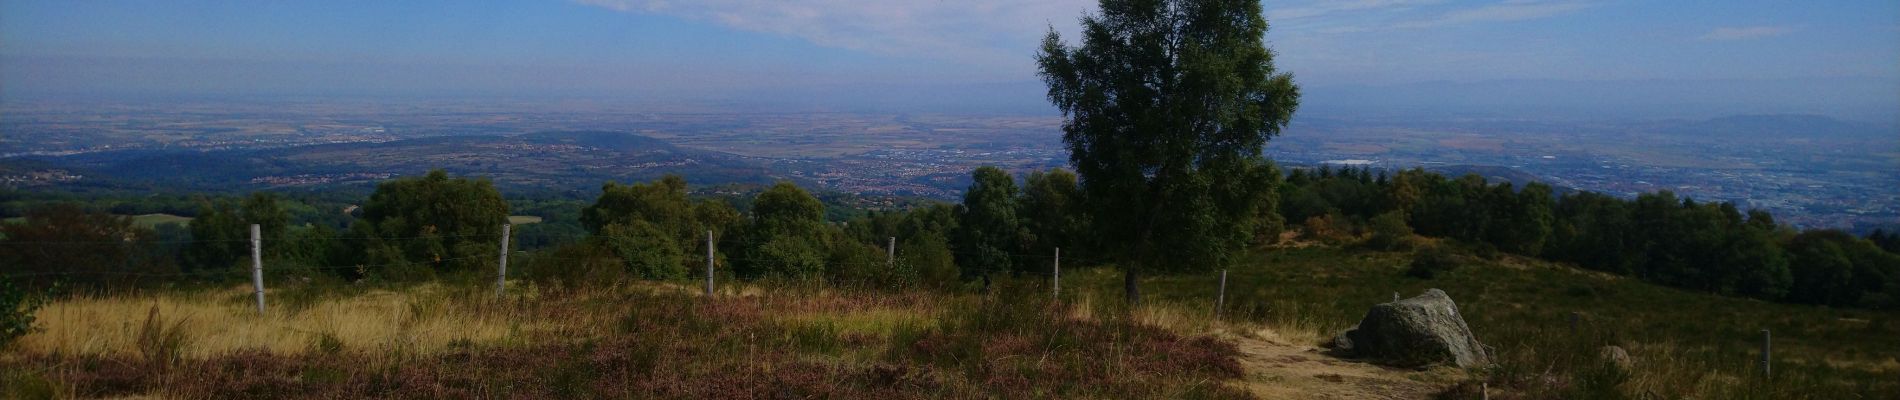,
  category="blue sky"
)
[2,0,1896,119]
